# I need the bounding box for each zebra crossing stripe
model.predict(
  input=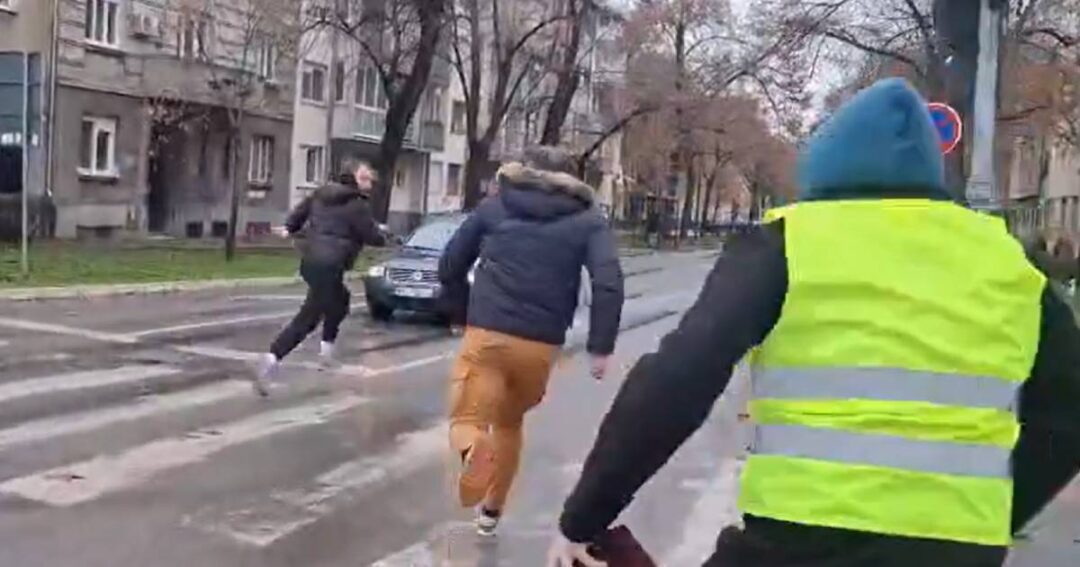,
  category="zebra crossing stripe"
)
[0,365,181,405]
[0,394,370,506]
